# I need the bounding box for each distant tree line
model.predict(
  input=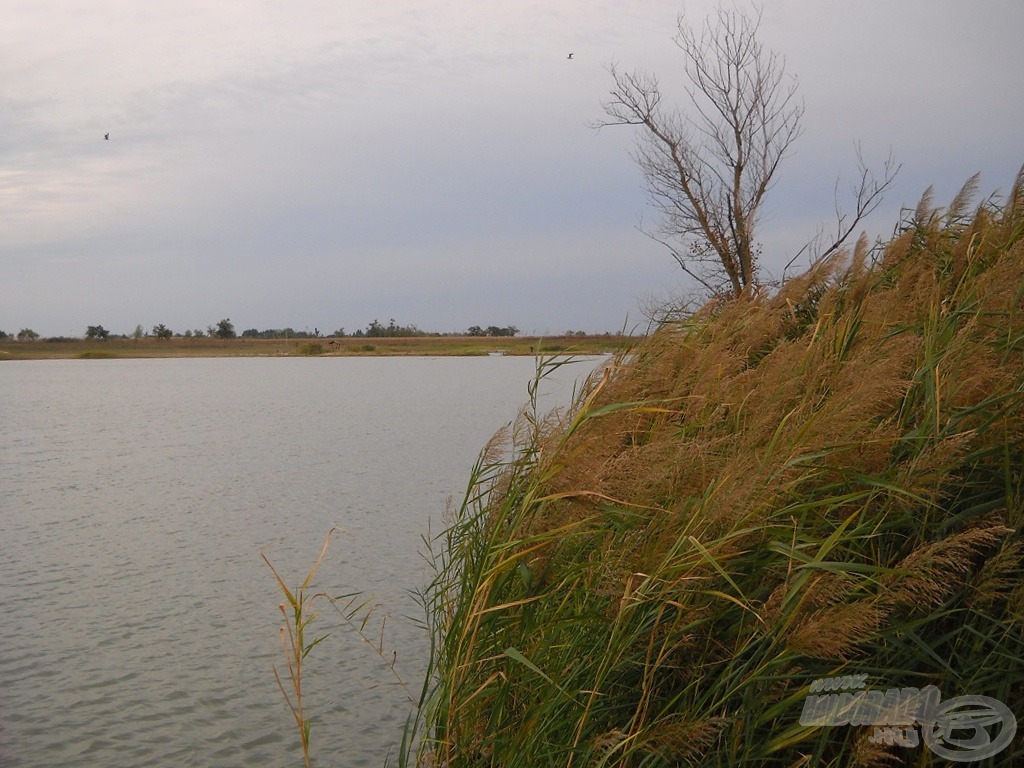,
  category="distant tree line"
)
[1,319,625,342]
[353,318,432,338]
[466,325,519,337]
[1,329,41,341]
[241,327,318,339]
[0,319,238,342]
